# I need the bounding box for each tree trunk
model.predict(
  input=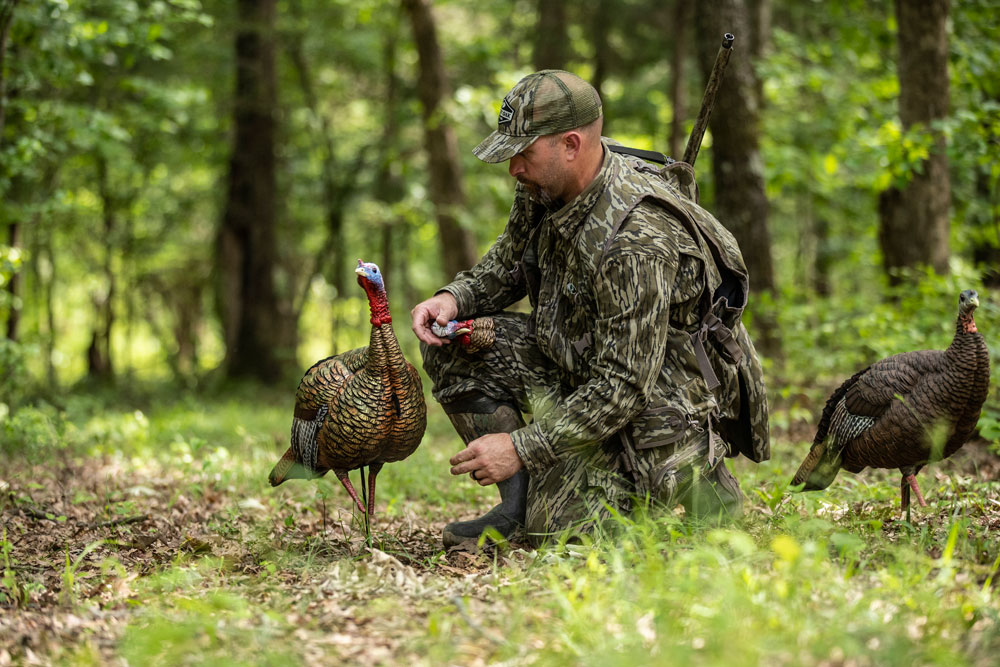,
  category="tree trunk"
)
[216,0,289,382]
[534,0,568,70]
[695,0,775,295]
[813,211,833,297]
[402,0,478,283]
[285,0,366,307]
[668,0,692,159]
[4,221,18,341]
[588,0,612,130]
[970,159,1000,287]
[41,236,56,387]
[878,0,951,284]
[1,1,18,341]
[89,155,115,381]
[174,280,202,377]
[375,24,406,303]
[0,0,17,141]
